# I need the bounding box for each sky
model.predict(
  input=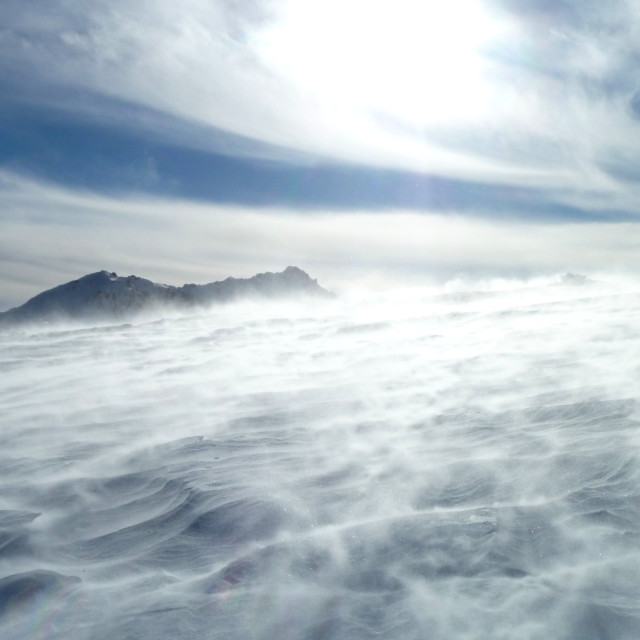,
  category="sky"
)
[3,0,640,308]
